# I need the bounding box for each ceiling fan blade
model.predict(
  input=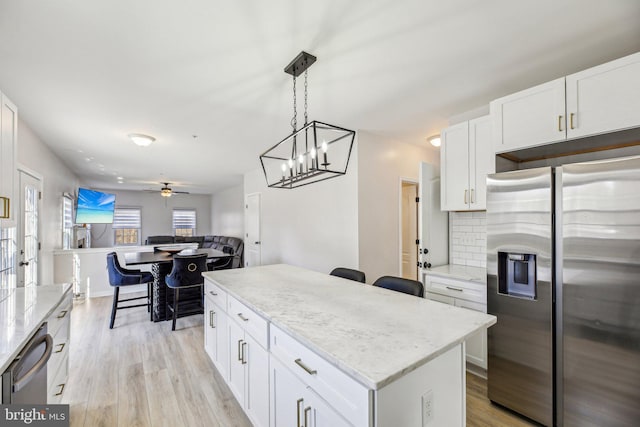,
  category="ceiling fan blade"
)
[173,190,190,194]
